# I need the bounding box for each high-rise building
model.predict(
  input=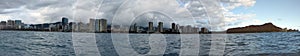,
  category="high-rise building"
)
[148,22,153,32]
[100,19,107,32]
[134,23,138,32]
[179,26,184,32]
[171,23,176,32]
[7,20,15,29]
[78,22,89,32]
[175,24,179,32]
[7,20,14,26]
[62,17,68,25]
[89,19,106,32]
[186,25,192,33]
[89,19,96,32]
[0,21,6,25]
[201,27,209,33]
[14,20,22,25]
[158,22,163,32]
[111,25,121,32]
[0,21,6,29]
[130,23,138,32]
[179,25,196,33]
[68,22,75,32]
[193,27,199,33]
[61,17,69,31]
[15,20,22,29]
[95,19,100,32]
